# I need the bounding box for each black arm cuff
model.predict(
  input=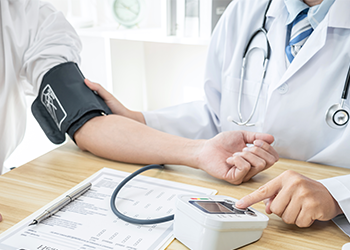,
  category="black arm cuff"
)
[31,62,112,144]
[66,110,103,143]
